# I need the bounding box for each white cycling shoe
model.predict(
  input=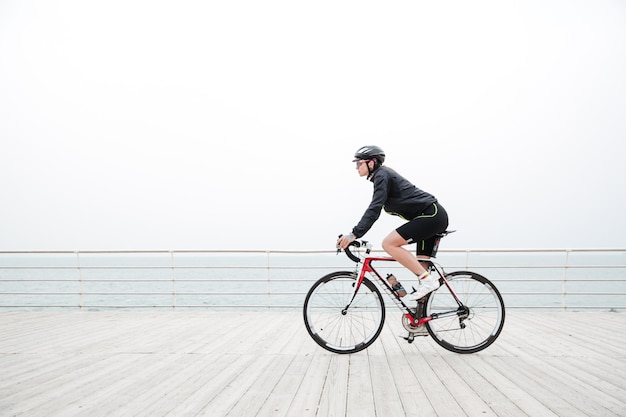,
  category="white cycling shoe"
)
[407,273,440,301]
